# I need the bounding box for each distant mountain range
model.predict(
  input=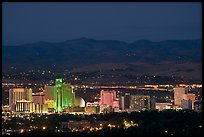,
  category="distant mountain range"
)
[2,38,202,71]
